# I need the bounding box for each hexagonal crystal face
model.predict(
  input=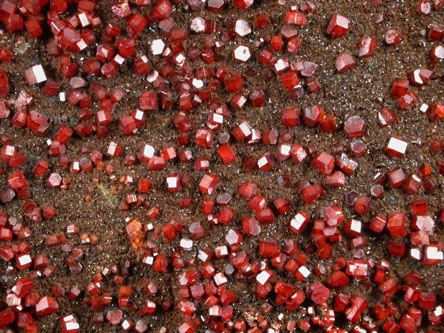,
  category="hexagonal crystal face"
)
[233,45,251,62]
[234,19,251,36]
[150,39,165,55]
